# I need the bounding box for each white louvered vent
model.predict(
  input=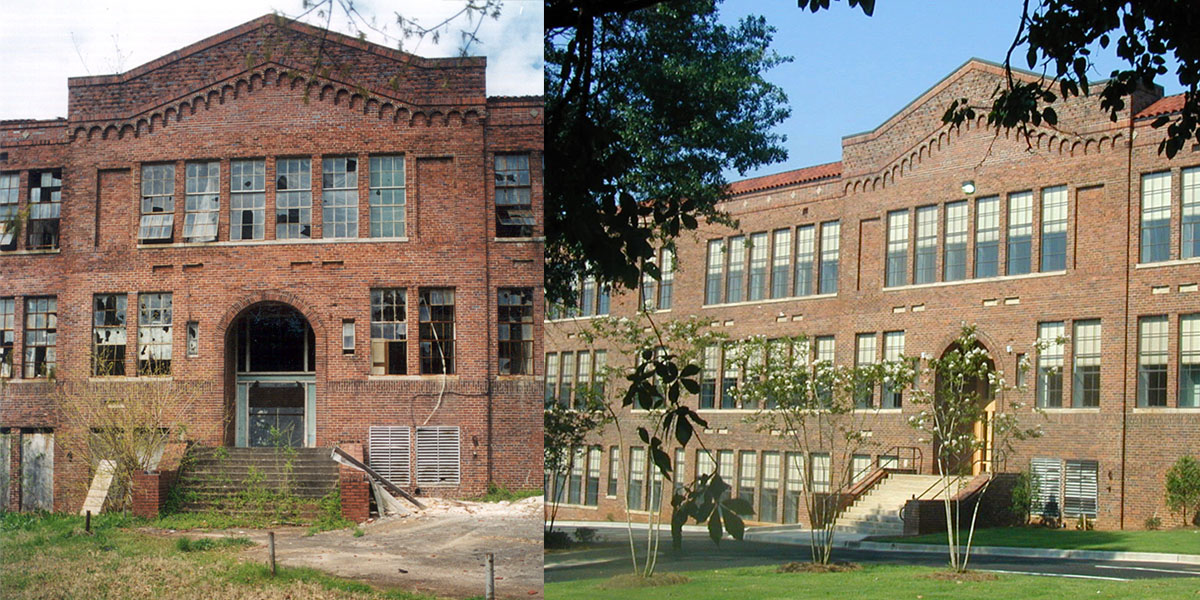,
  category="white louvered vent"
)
[416,426,461,487]
[1030,457,1062,517]
[368,426,411,486]
[1064,459,1098,518]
